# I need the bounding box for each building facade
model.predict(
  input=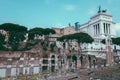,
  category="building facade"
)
[77,8,117,59]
